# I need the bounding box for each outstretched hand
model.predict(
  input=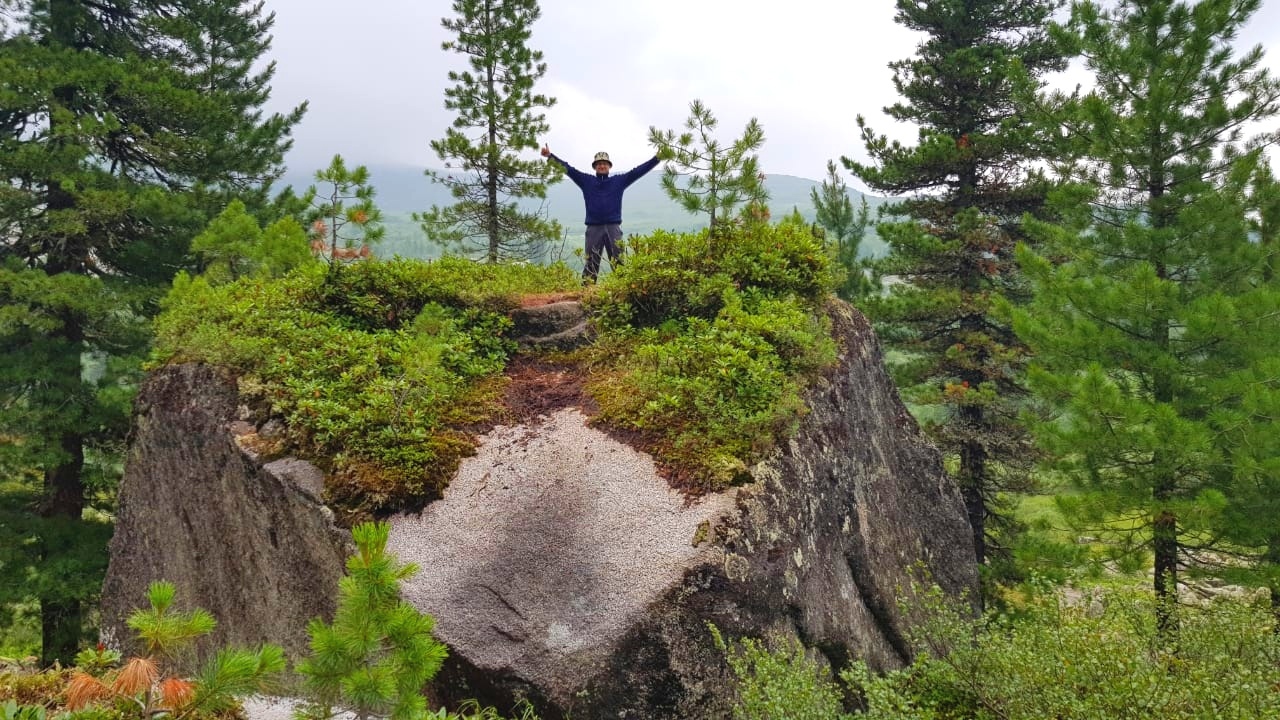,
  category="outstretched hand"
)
[540,144,550,157]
